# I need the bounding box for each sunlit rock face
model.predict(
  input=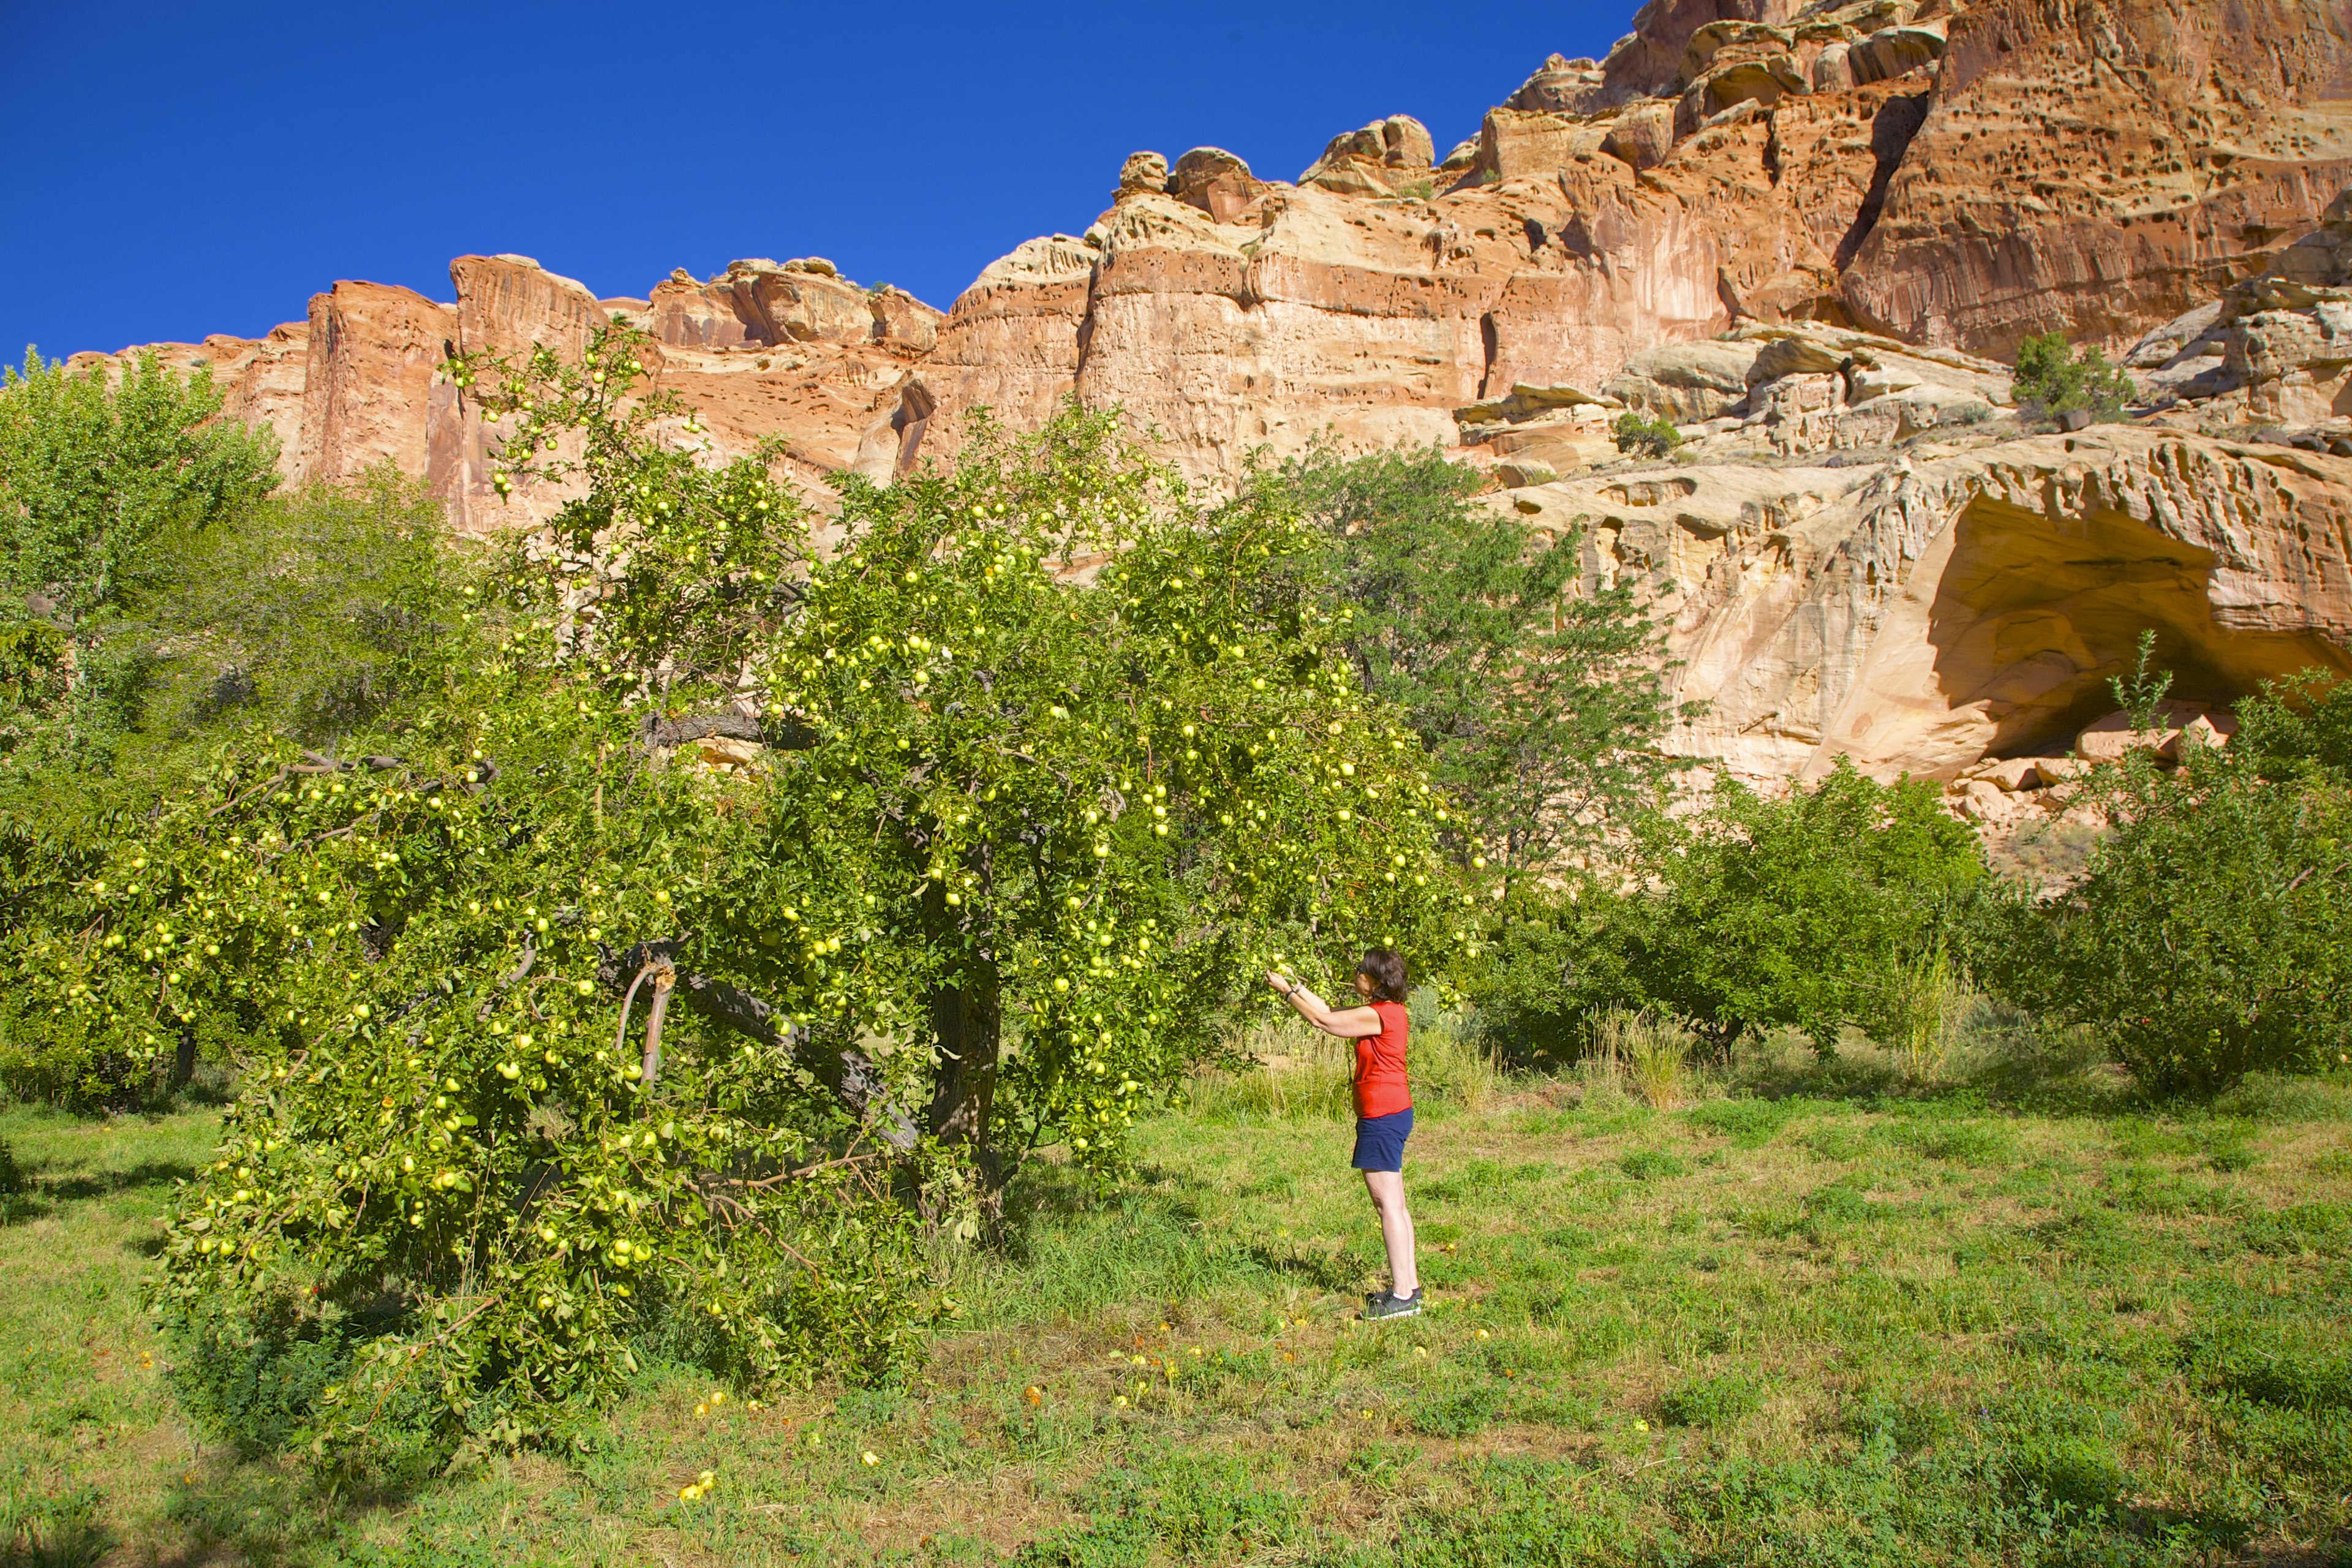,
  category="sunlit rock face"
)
[1501,428,2352,782]
[60,0,2352,786]
[1839,0,2352,356]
